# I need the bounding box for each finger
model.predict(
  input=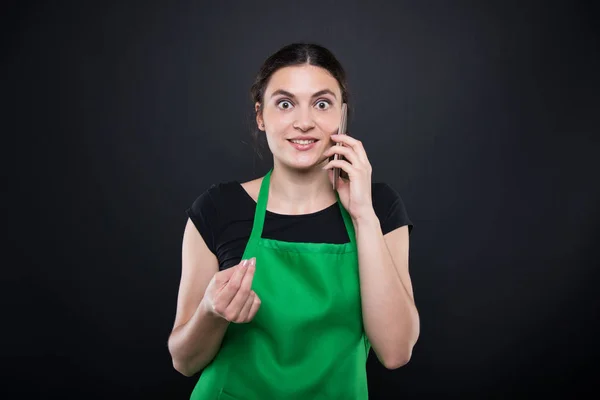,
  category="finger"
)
[219,261,243,280]
[327,167,349,189]
[217,260,249,307]
[214,266,241,292]
[246,293,262,321]
[235,291,257,323]
[330,134,368,163]
[223,258,256,320]
[323,144,359,166]
[329,133,361,148]
[322,159,356,177]
[216,257,250,286]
